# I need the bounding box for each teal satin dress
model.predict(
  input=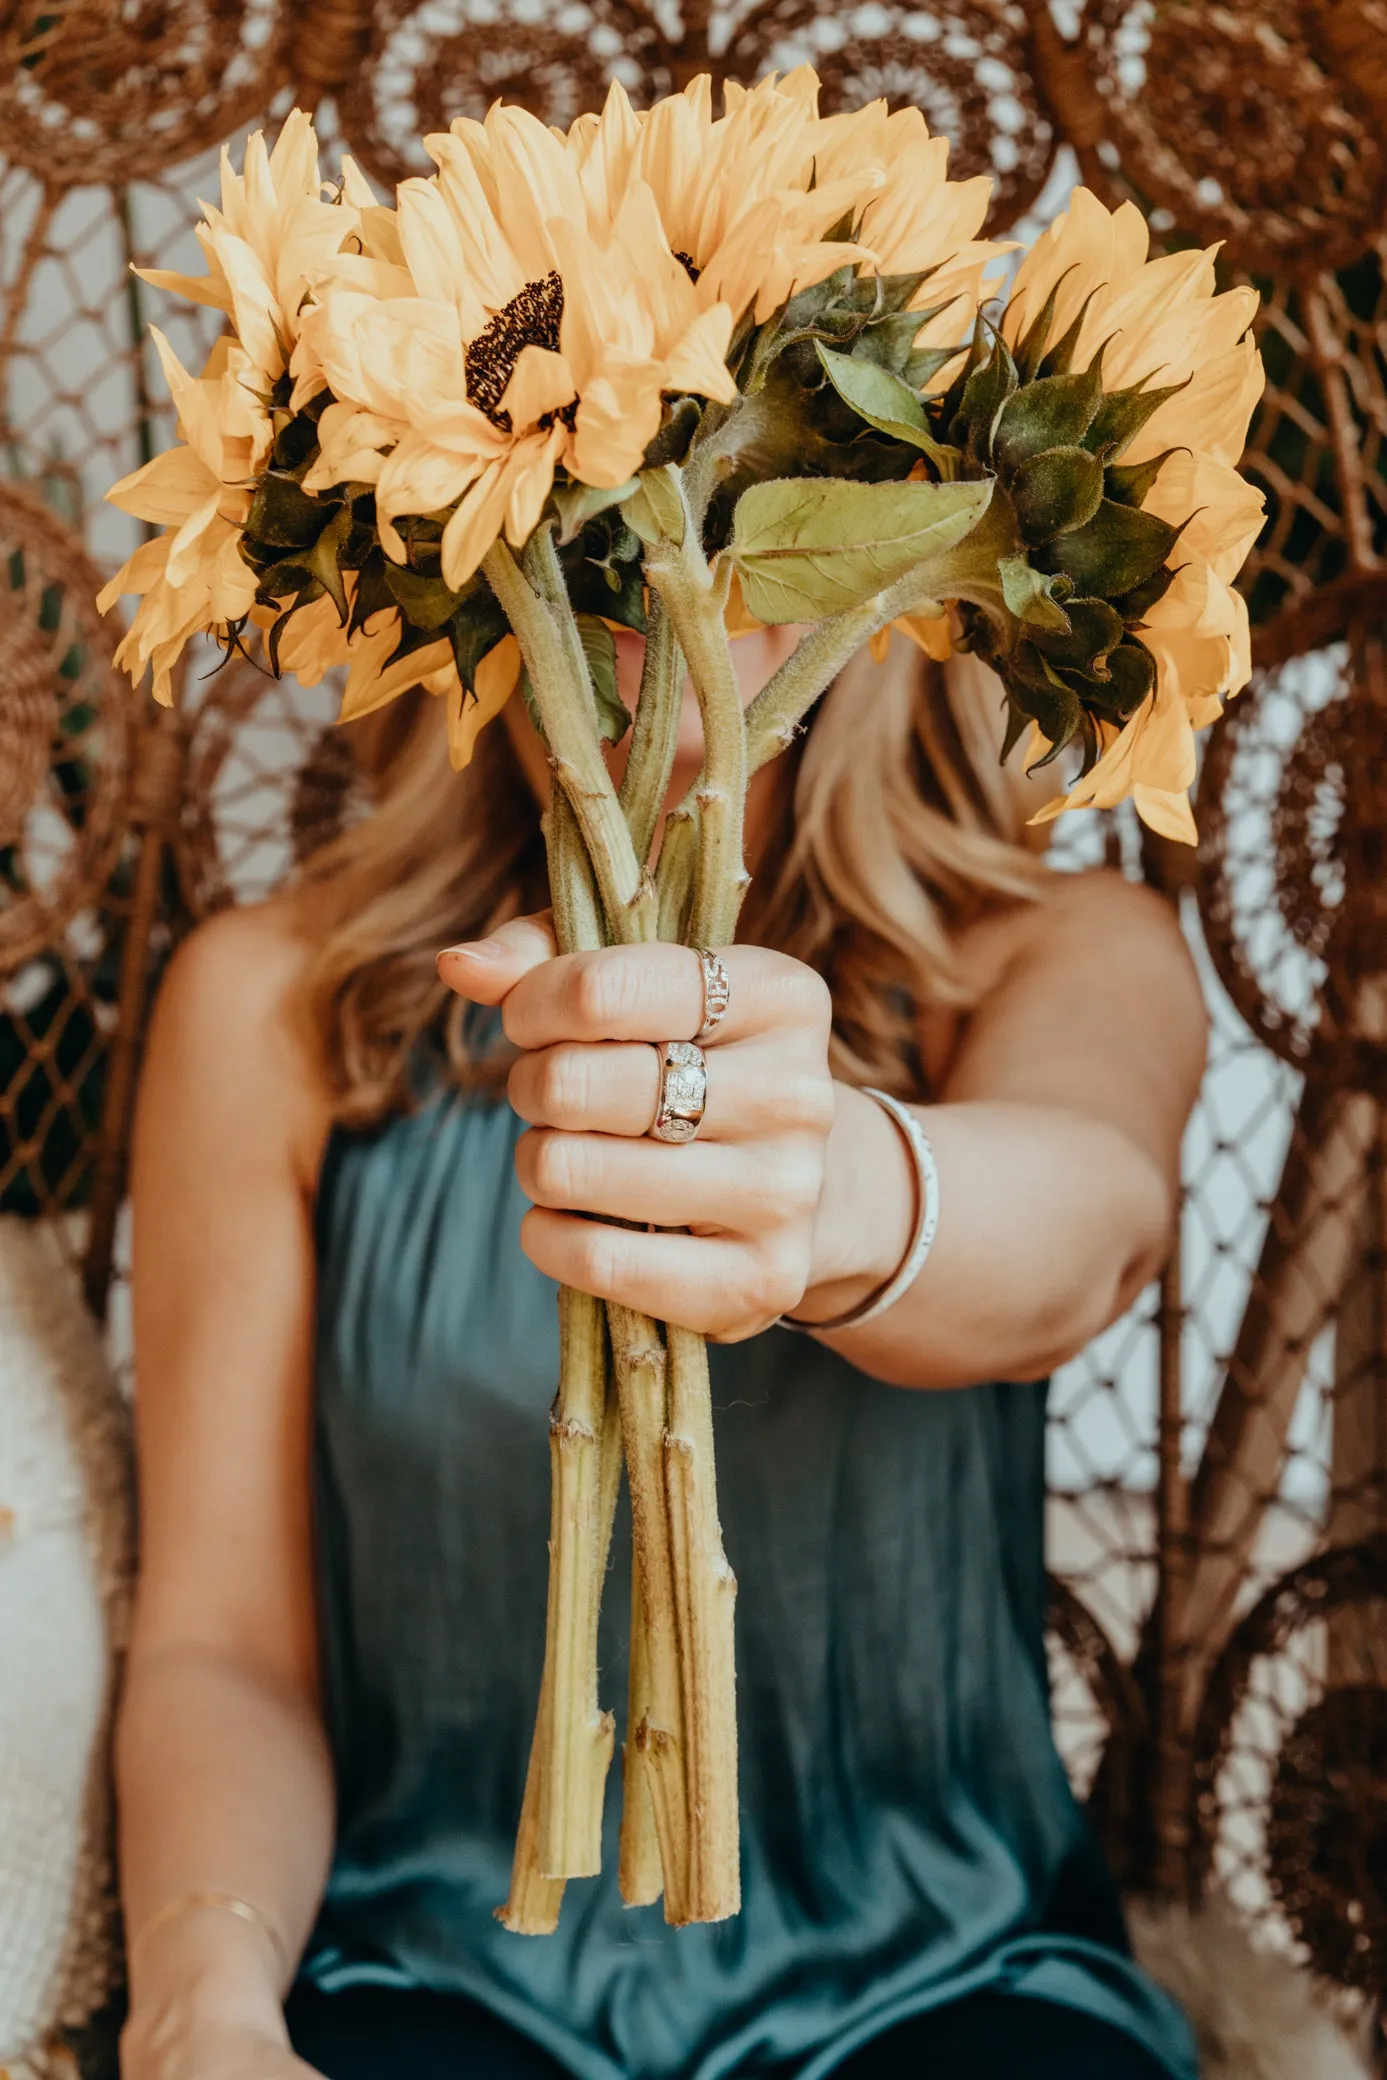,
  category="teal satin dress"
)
[301,1081,1197,2080]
